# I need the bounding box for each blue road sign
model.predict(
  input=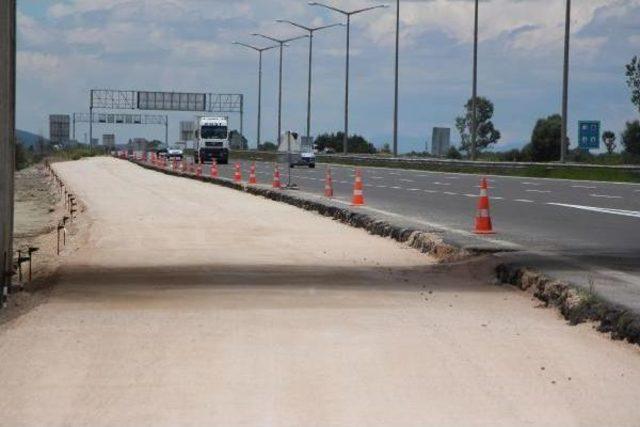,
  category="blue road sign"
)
[578,121,600,150]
